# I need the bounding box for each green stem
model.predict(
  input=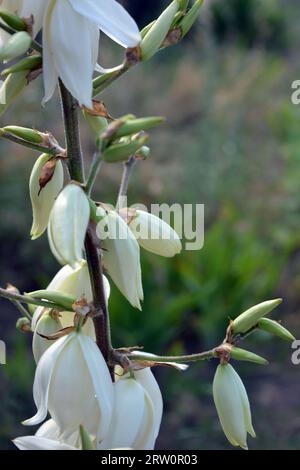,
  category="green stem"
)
[85,151,103,196]
[59,80,85,183]
[0,21,43,53]
[59,82,113,376]
[0,287,66,311]
[116,156,136,210]
[0,130,62,155]
[128,350,217,364]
